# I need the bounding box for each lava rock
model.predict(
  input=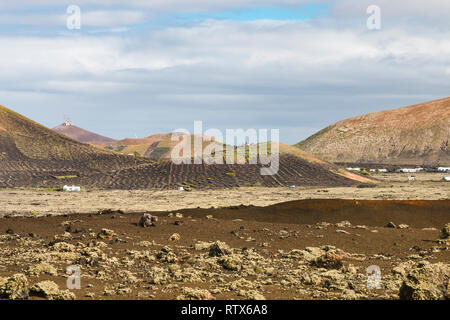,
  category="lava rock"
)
[399,262,449,300]
[209,241,231,257]
[139,213,158,228]
[0,274,29,300]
